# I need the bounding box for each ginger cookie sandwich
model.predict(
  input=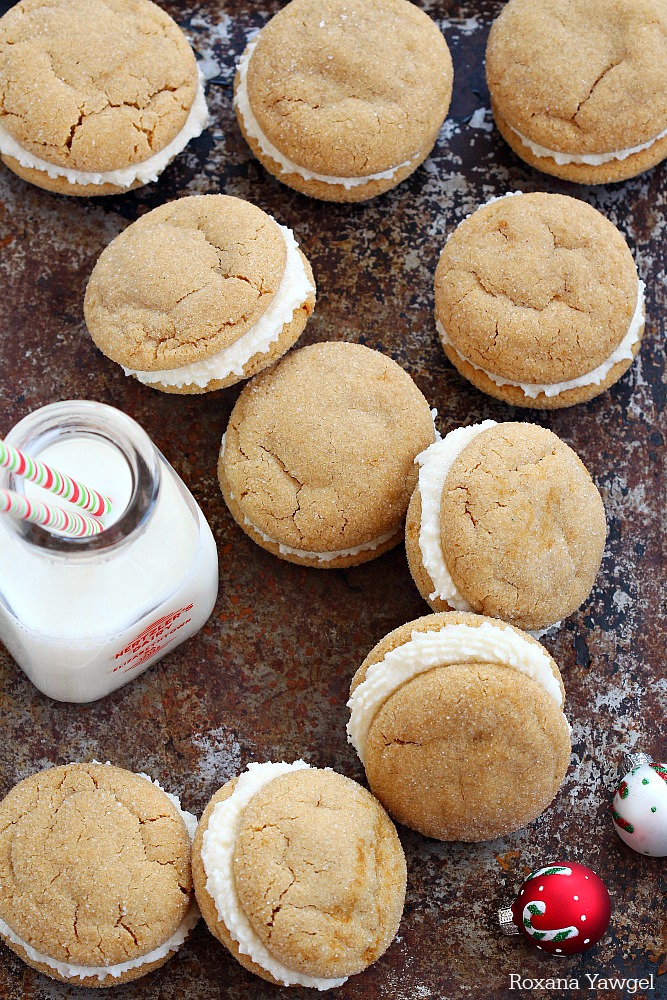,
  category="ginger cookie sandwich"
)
[0,763,199,987]
[348,612,572,842]
[486,0,667,184]
[219,341,437,567]
[405,421,606,633]
[0,0,208,196]
[233,0,453,202]
[192,761,406,989]
[435,192,645,408]
[84,195,316,393]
